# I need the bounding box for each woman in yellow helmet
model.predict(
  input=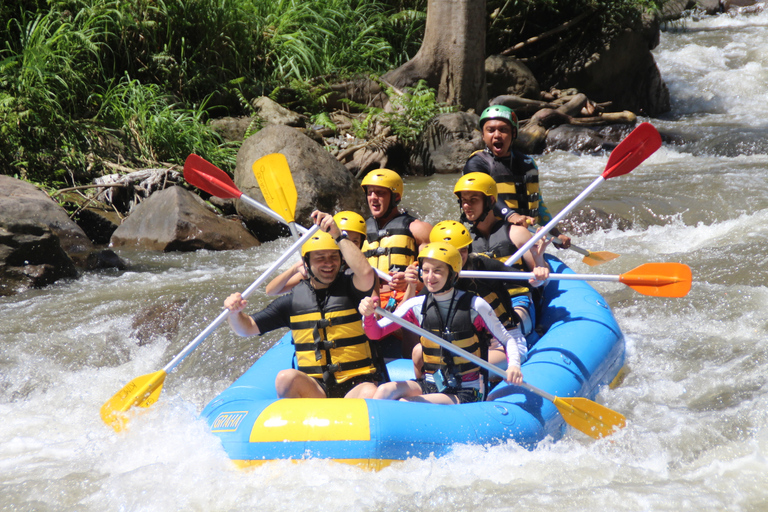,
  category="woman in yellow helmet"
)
[264,211,367,296]
[359,242,523,404]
